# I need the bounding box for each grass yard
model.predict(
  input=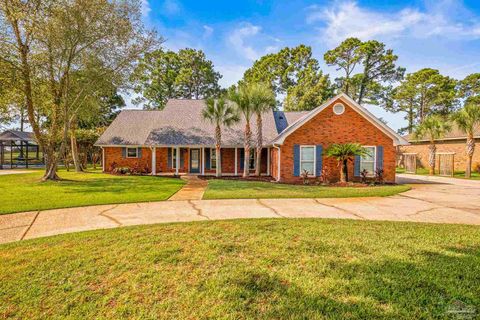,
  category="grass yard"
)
[203,179,410,200]
[1,219,479,319]
[396,167,480,180]
[0,169,185,214]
